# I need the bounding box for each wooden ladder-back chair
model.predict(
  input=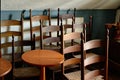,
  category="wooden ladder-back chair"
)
[11,34,40,80]
[57,8,76,30]
[81,28,109,80]
[30,9,51,49]
[48,22,85,80]
[61,24,82,80]
[57,8,76,46]
[40,24,62,52]
[1,13,24,62]
[57,8,76,33]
